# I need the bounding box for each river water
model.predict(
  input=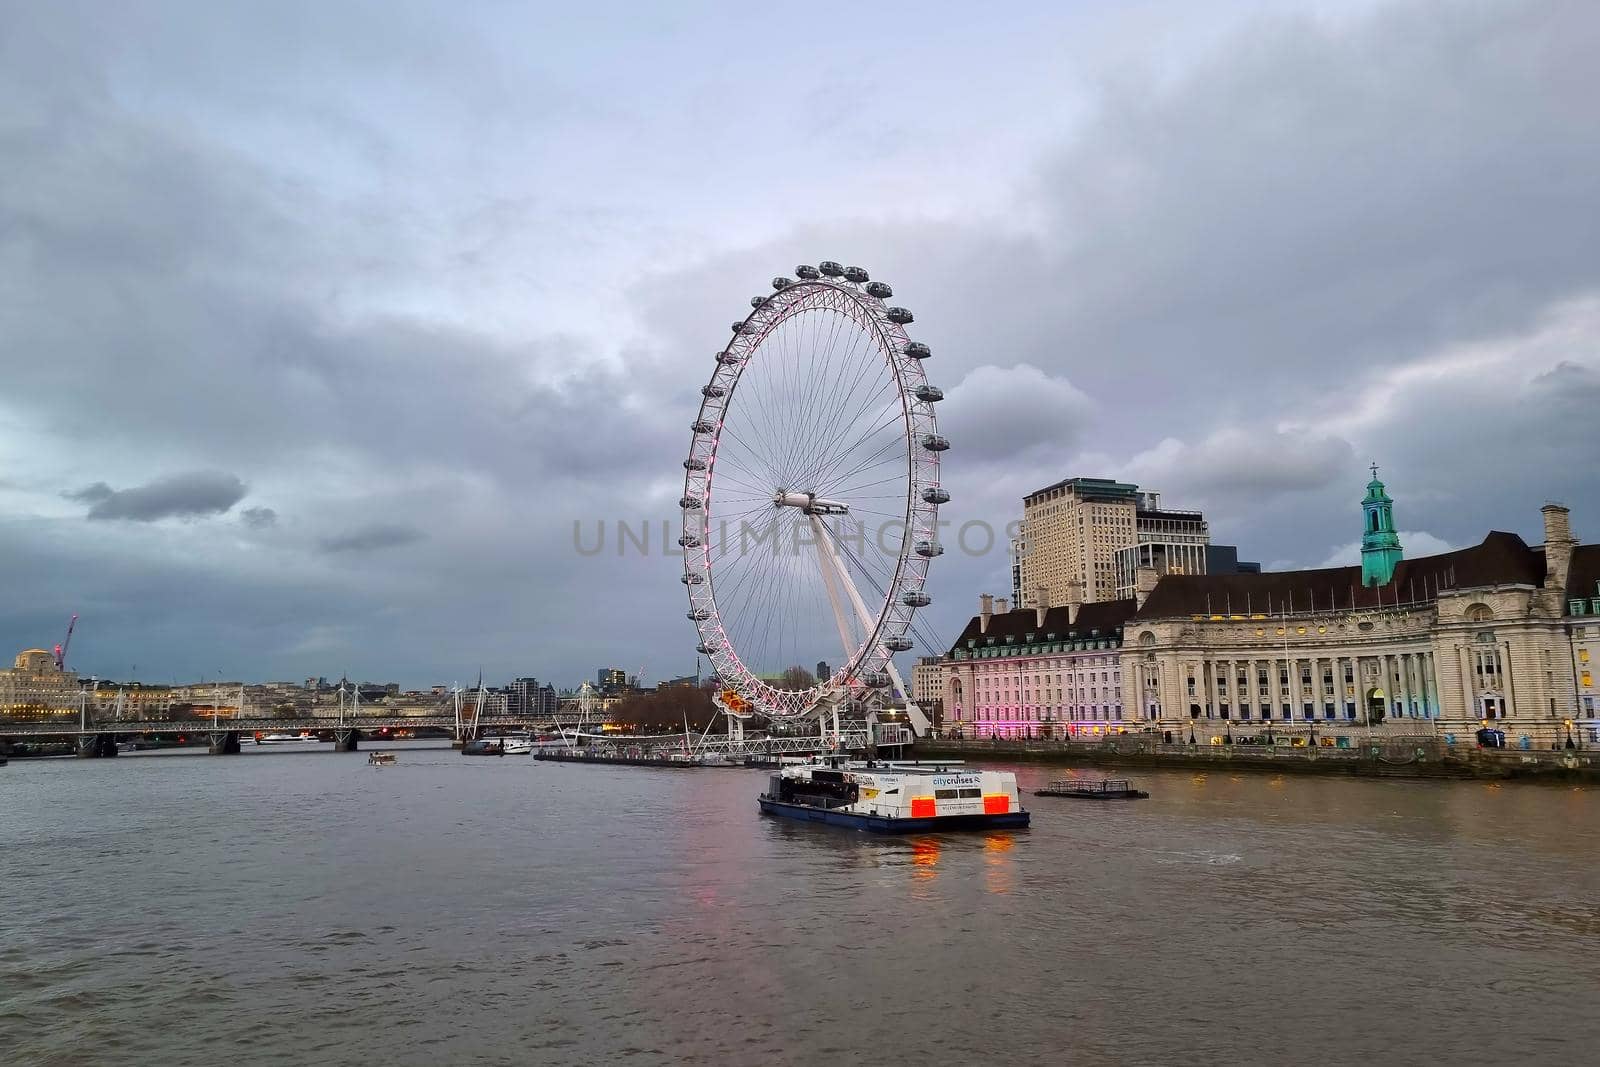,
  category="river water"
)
[2,742,1597,1065]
